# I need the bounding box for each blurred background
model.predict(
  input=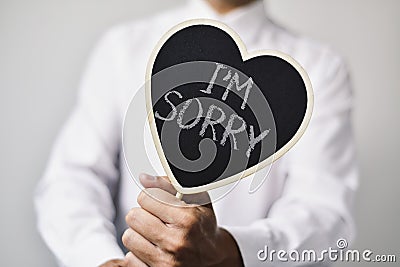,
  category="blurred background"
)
[0,0,399,266]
